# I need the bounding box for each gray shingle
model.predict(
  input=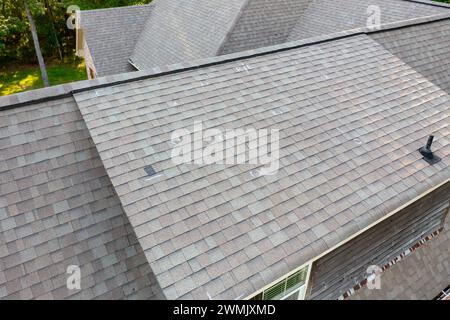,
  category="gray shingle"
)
[219,0,312,55]
[370,18,450,94]
[1,2,450,301]
[80,5,153,76]
[130,0,246,70]
[0,98,162,300]
[89,0,450,73]
[287,0,446,42]
[74,34,450,299]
